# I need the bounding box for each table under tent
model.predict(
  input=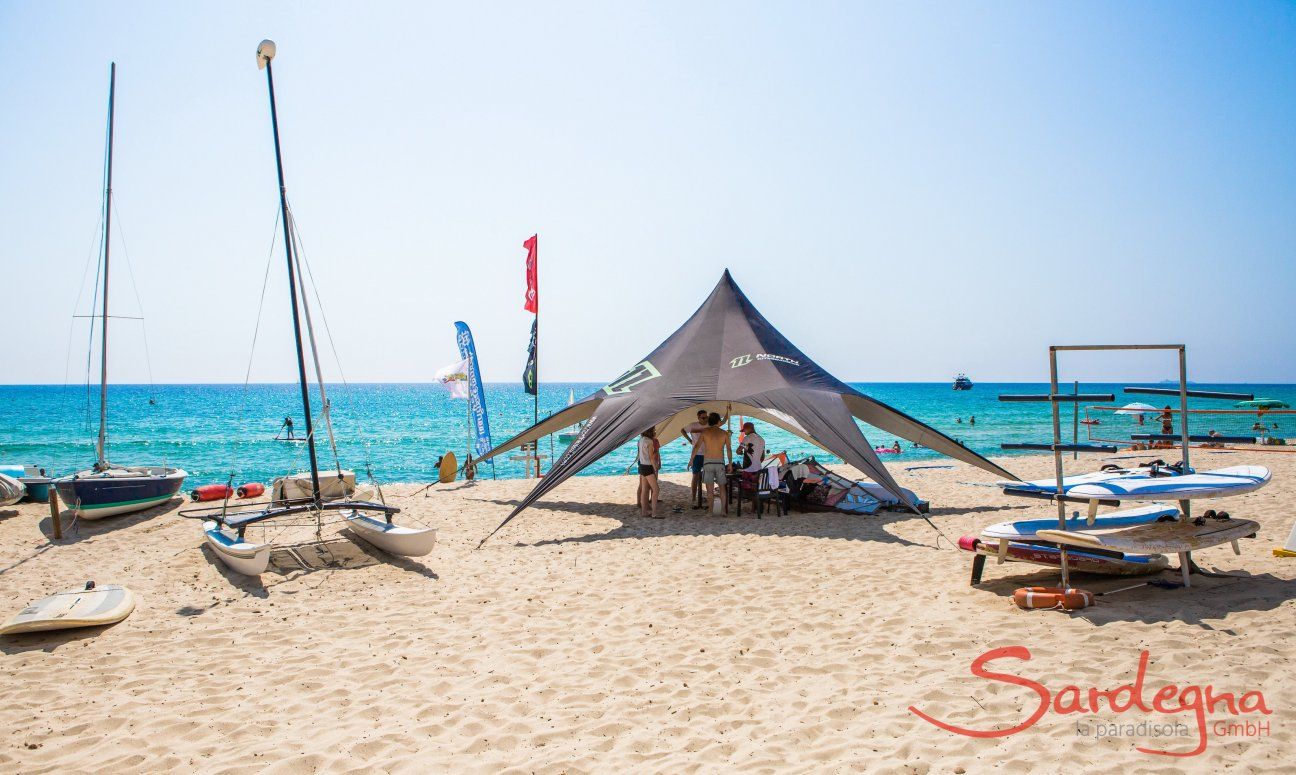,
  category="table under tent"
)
[475,270,1018,545]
